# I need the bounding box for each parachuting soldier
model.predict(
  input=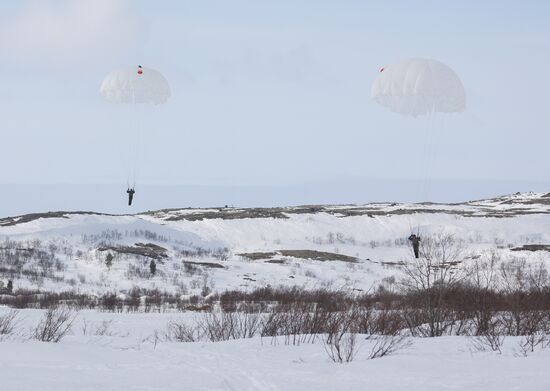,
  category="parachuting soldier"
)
[408,234,421,259]
[100,65,170,208]
[373,60,465,247]
[127,187,135,206]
